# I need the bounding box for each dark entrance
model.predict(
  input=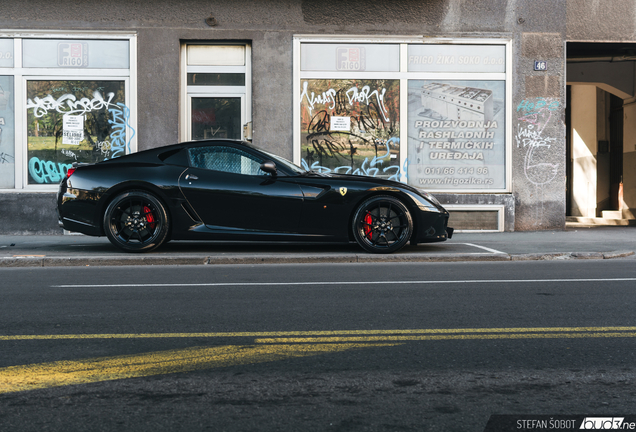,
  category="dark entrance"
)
[566,42,633,218]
